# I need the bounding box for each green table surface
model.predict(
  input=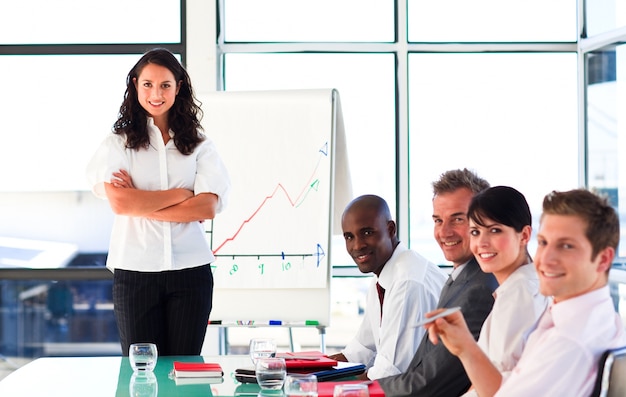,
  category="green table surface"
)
[0,354,263,397]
